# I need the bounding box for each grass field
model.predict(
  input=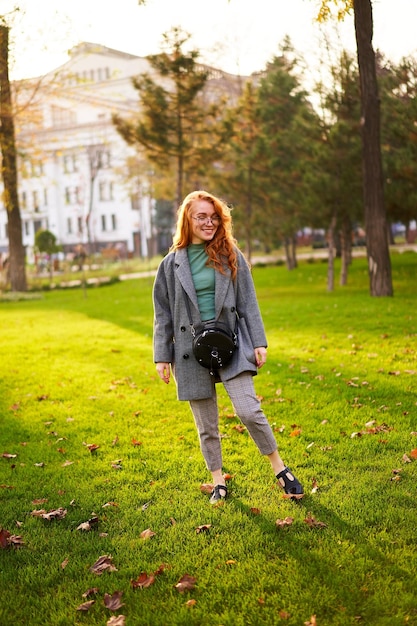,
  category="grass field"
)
[1,252,416,626]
